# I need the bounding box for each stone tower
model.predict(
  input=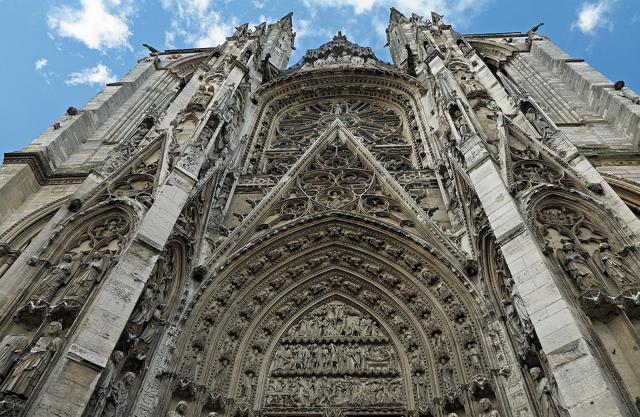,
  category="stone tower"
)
[1,9,640,417]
